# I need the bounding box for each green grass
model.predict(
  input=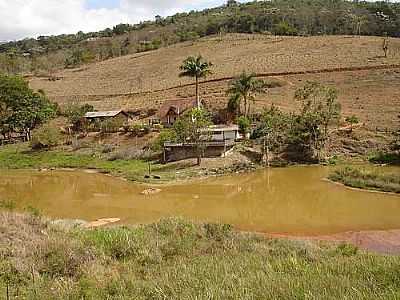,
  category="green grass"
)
[369,151,400,166]
[0,144,176,182]
[329,166,400,194]
[1,213,400,299]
